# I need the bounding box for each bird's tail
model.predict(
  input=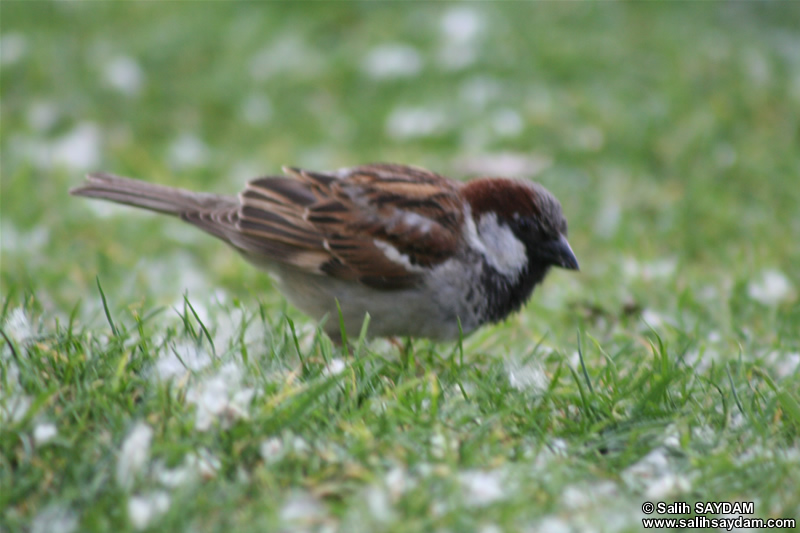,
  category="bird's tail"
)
[70,172,234,216]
